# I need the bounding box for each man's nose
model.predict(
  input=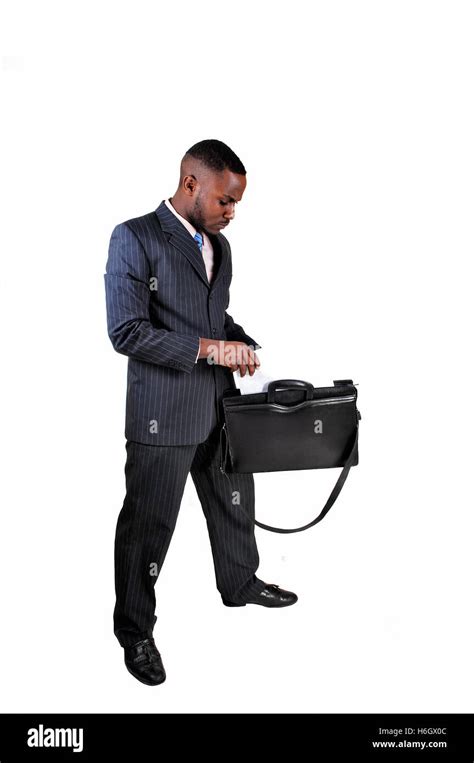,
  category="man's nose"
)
[224,204,235,220]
